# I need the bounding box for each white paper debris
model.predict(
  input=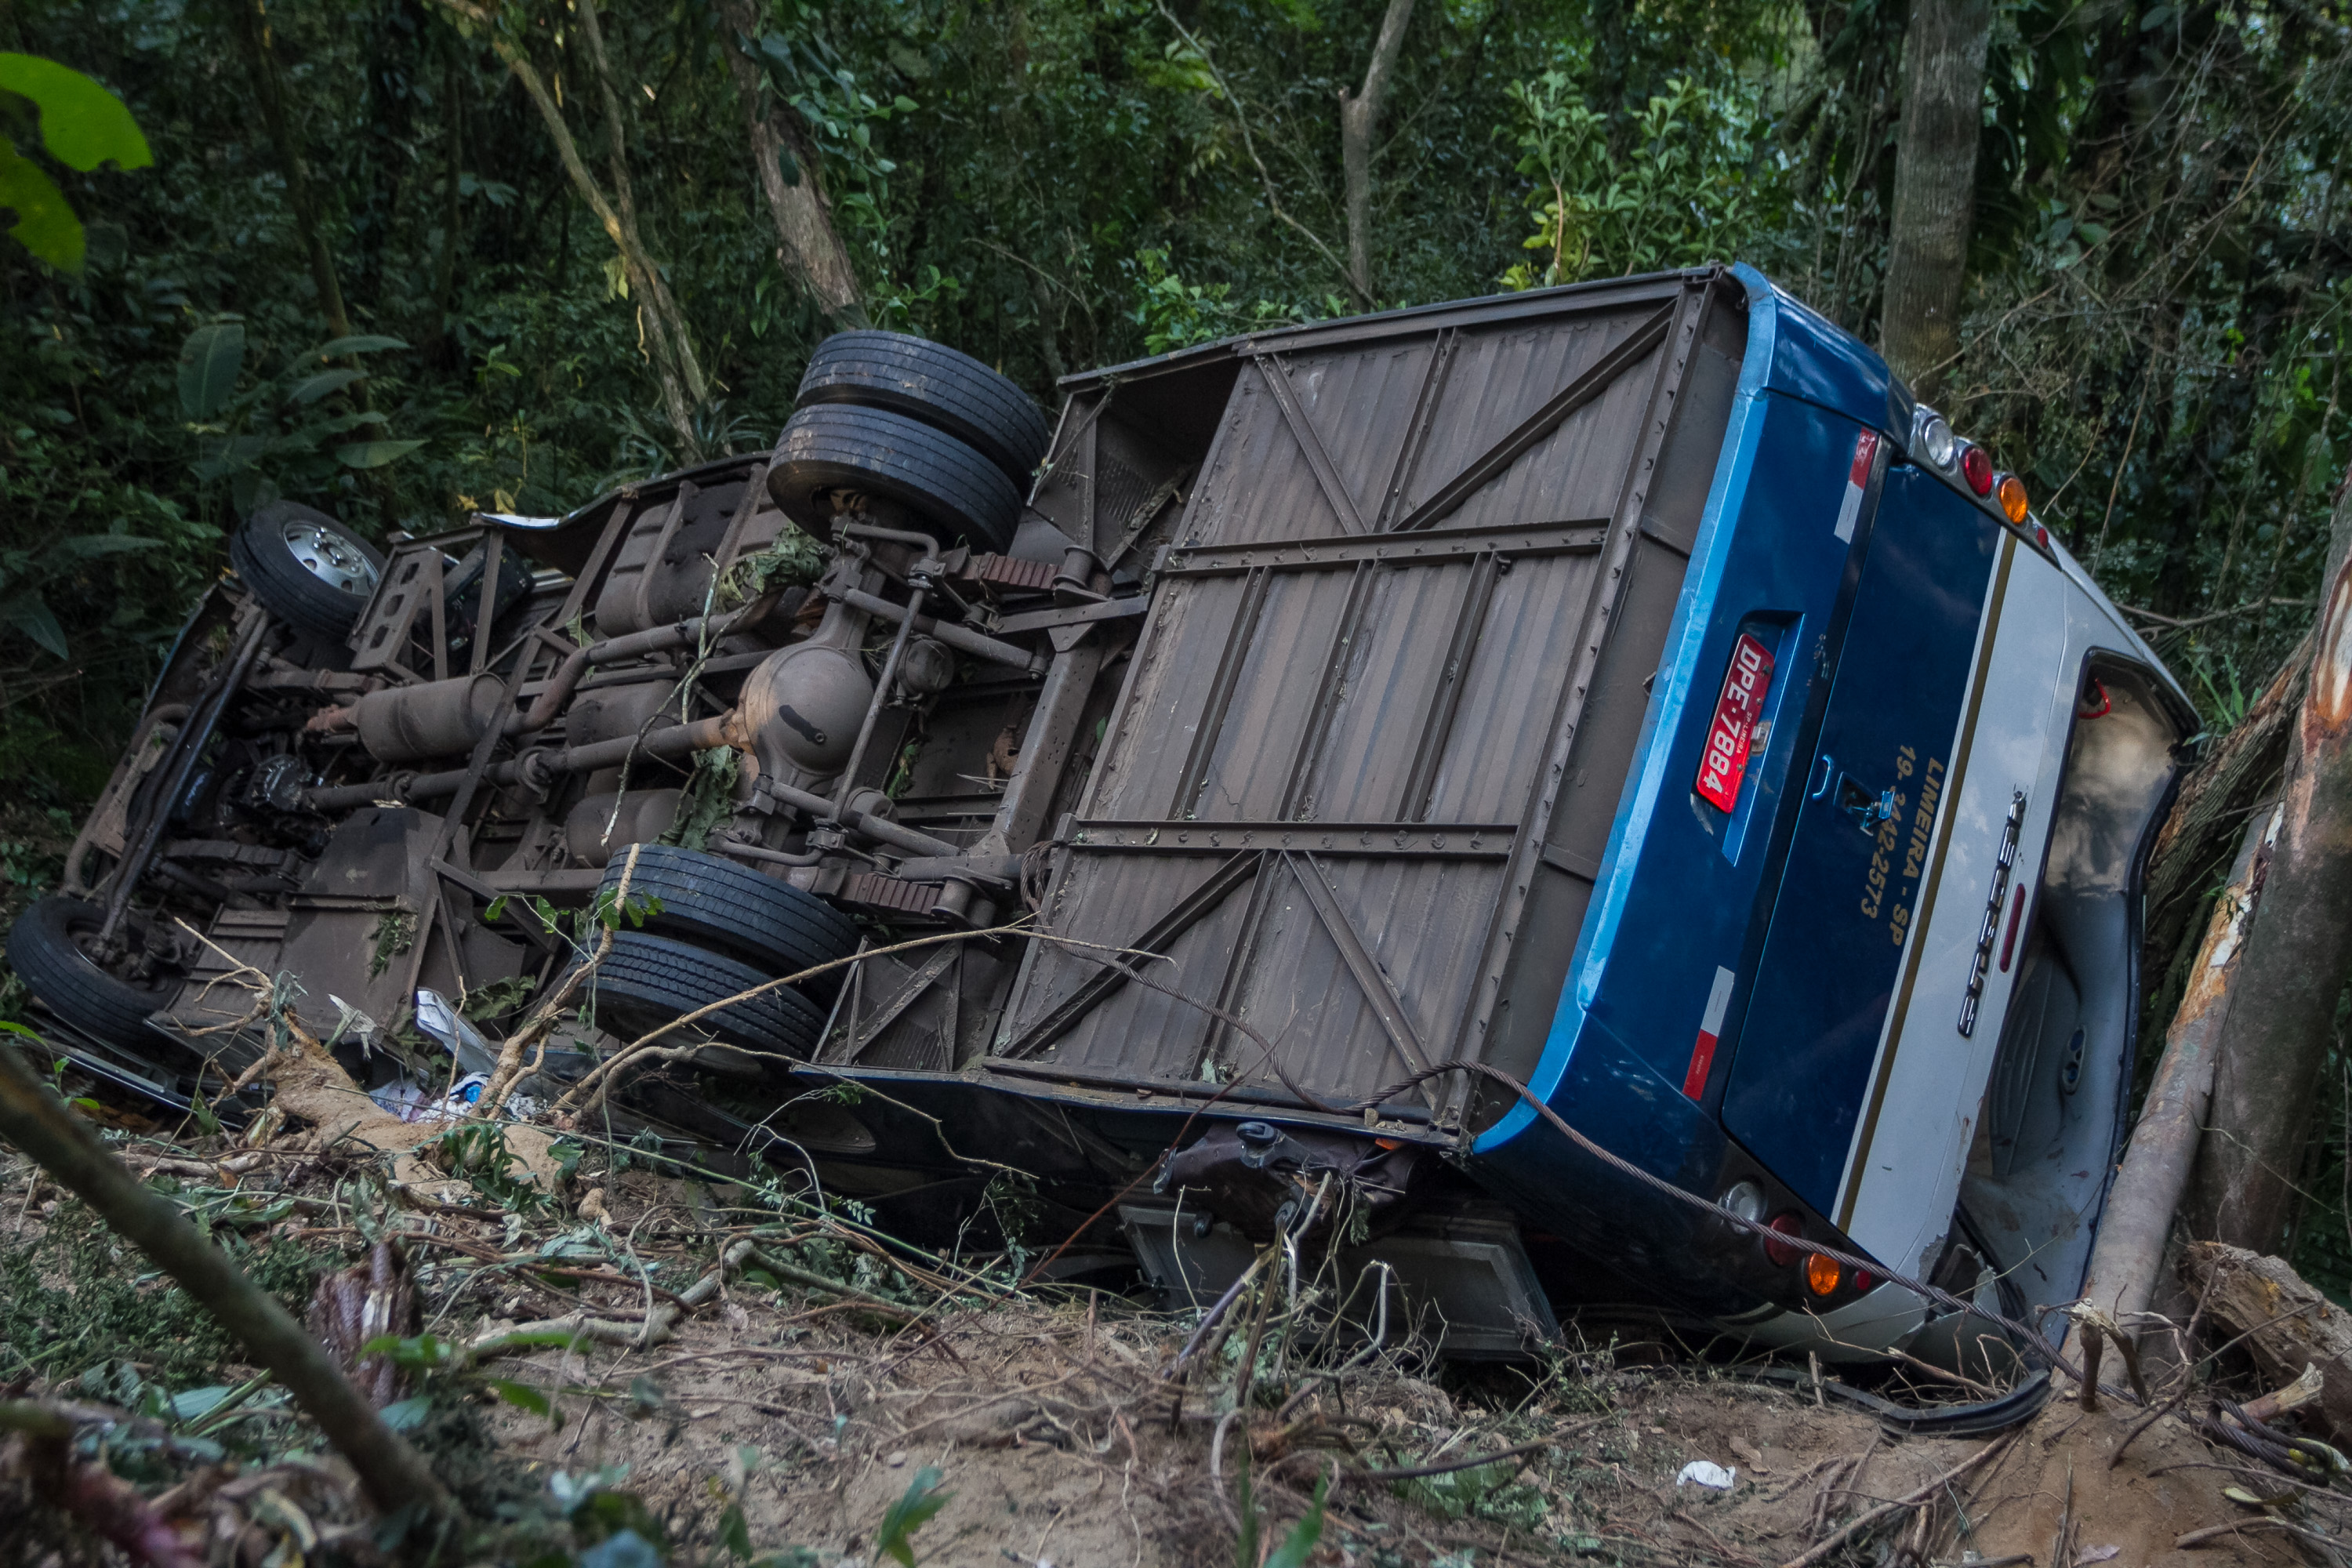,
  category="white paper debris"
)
[1676,1460,1736,1490]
